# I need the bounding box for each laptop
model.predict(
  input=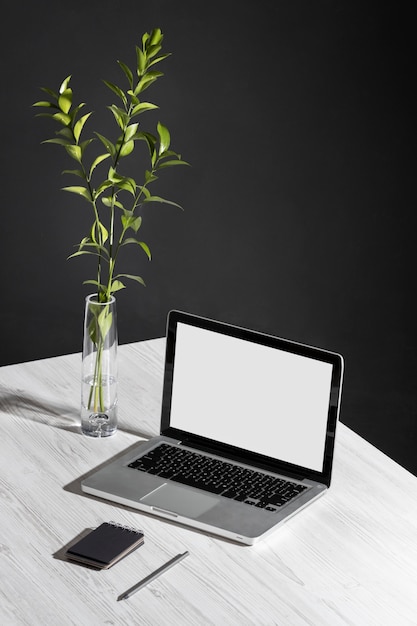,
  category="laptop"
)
[82,310,344,545]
